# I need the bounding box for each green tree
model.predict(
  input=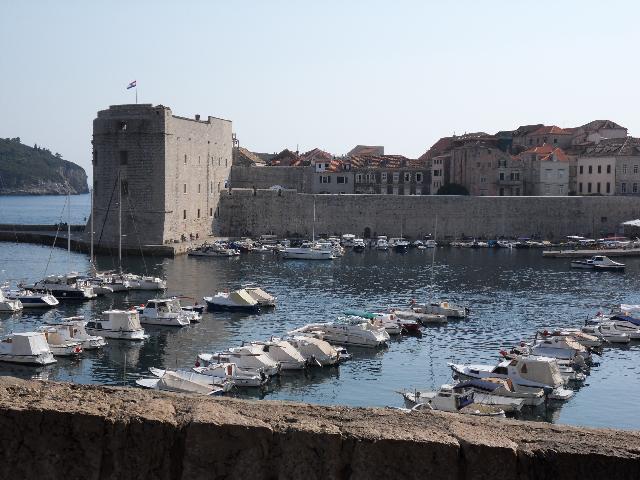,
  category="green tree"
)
[436,183,469,195]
